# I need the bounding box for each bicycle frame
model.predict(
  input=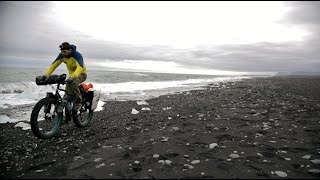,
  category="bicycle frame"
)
[45,81,68,114]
